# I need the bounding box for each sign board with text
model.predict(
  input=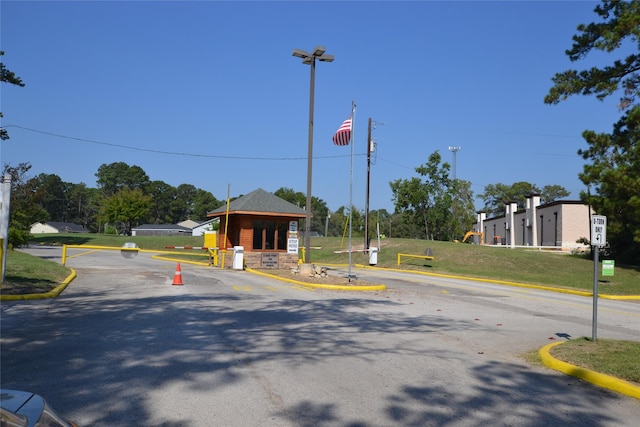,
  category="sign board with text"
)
[602,260,615,277]
[287,238,299,254]
[261,253,279,269]
[591,215,607,247]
